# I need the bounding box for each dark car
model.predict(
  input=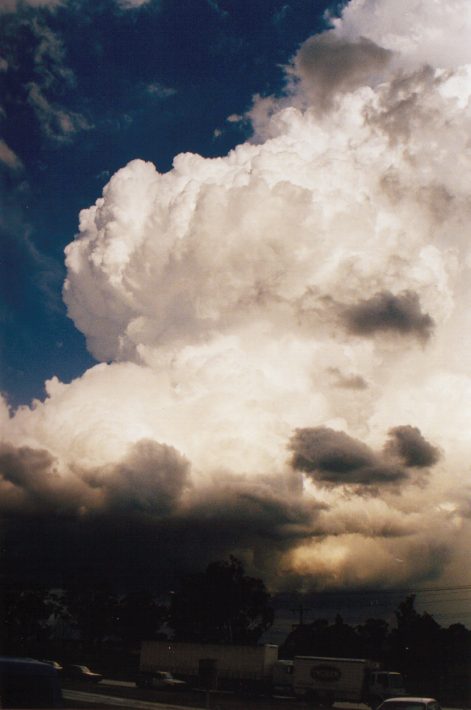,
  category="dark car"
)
[377,697,442,710]
[0,656,63,708]
[64,664,103,682]
[136,670,187,689]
